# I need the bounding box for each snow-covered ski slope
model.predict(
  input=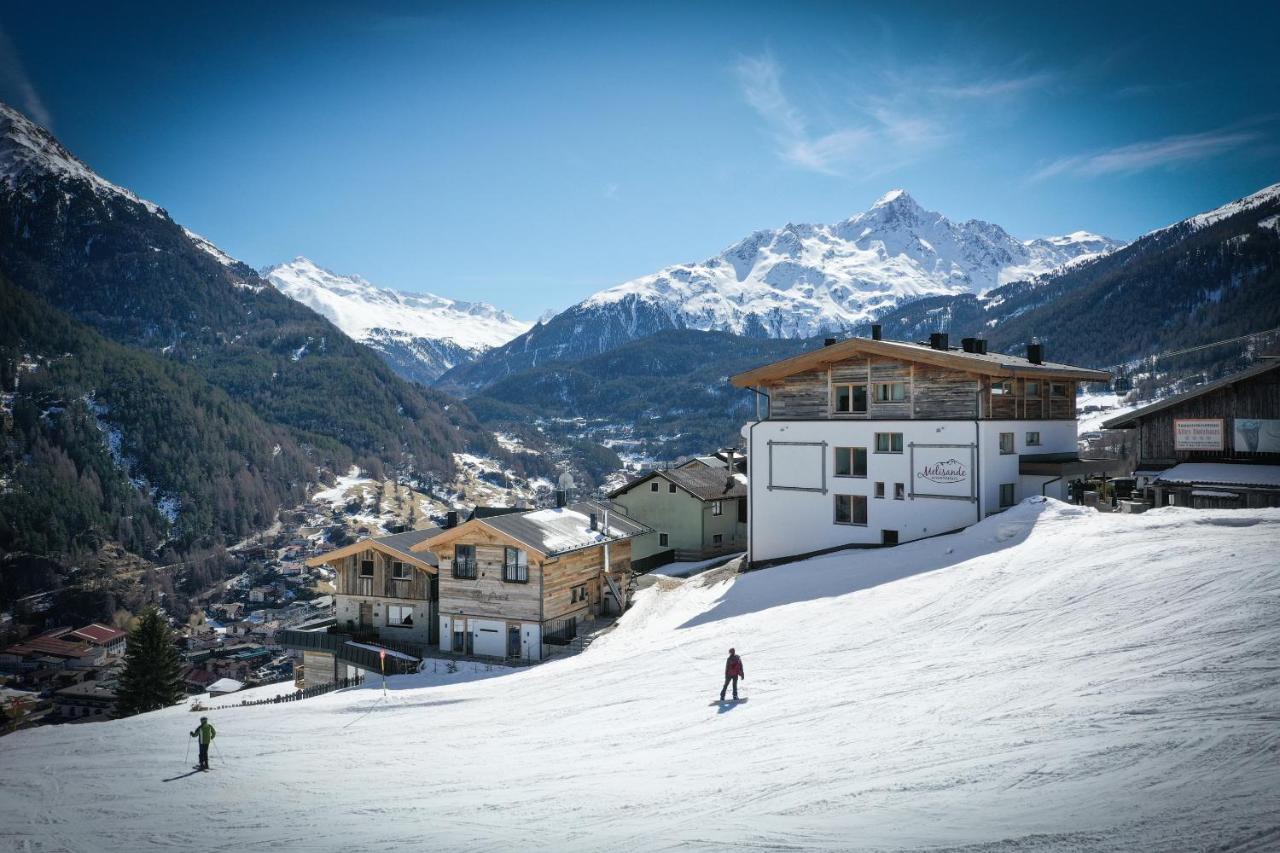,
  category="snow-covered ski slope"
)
[2,500,1278,852]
